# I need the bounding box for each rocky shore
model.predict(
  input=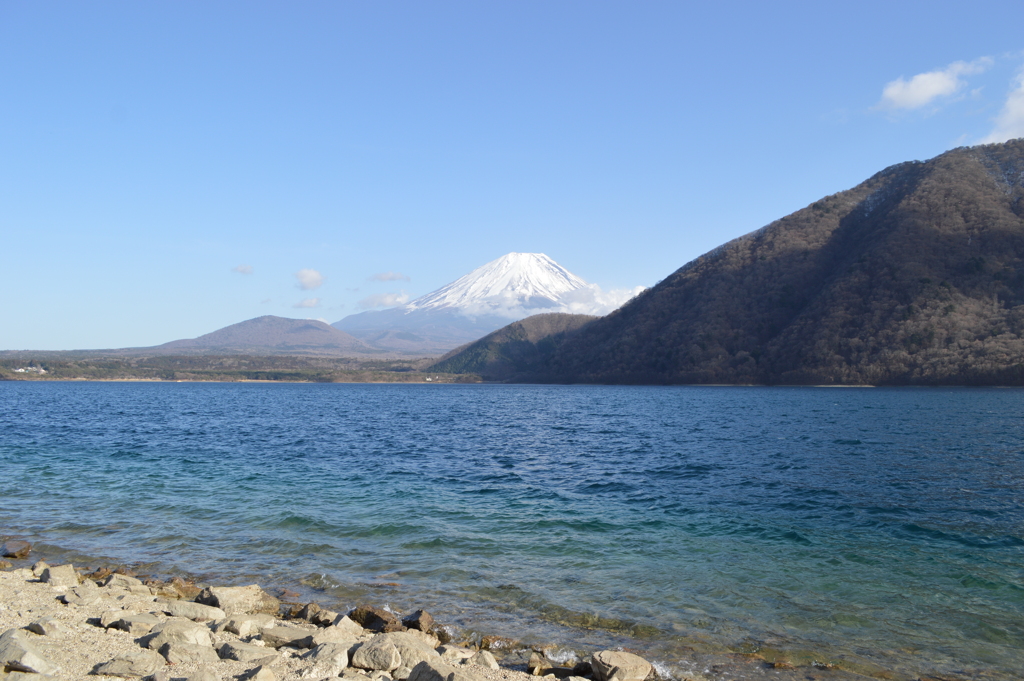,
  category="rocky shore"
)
[0,541,656,681]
